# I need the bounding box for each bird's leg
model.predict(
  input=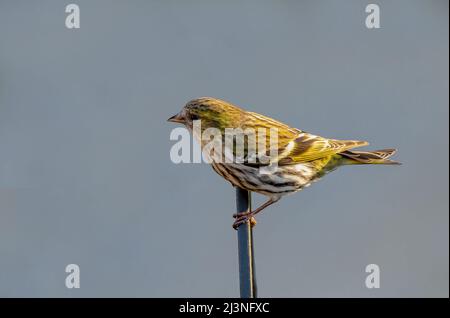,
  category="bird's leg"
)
[233,211,252,218]
[233,197,280,218]
[232,197,280,229]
